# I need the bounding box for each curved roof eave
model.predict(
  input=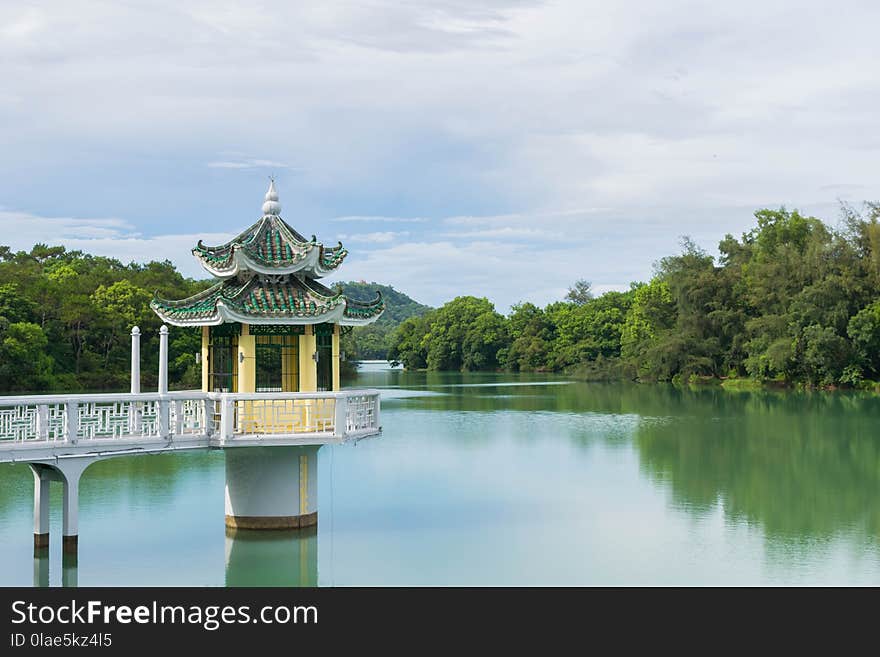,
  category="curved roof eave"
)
[193,246,344,279]
[216,301,347,325]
